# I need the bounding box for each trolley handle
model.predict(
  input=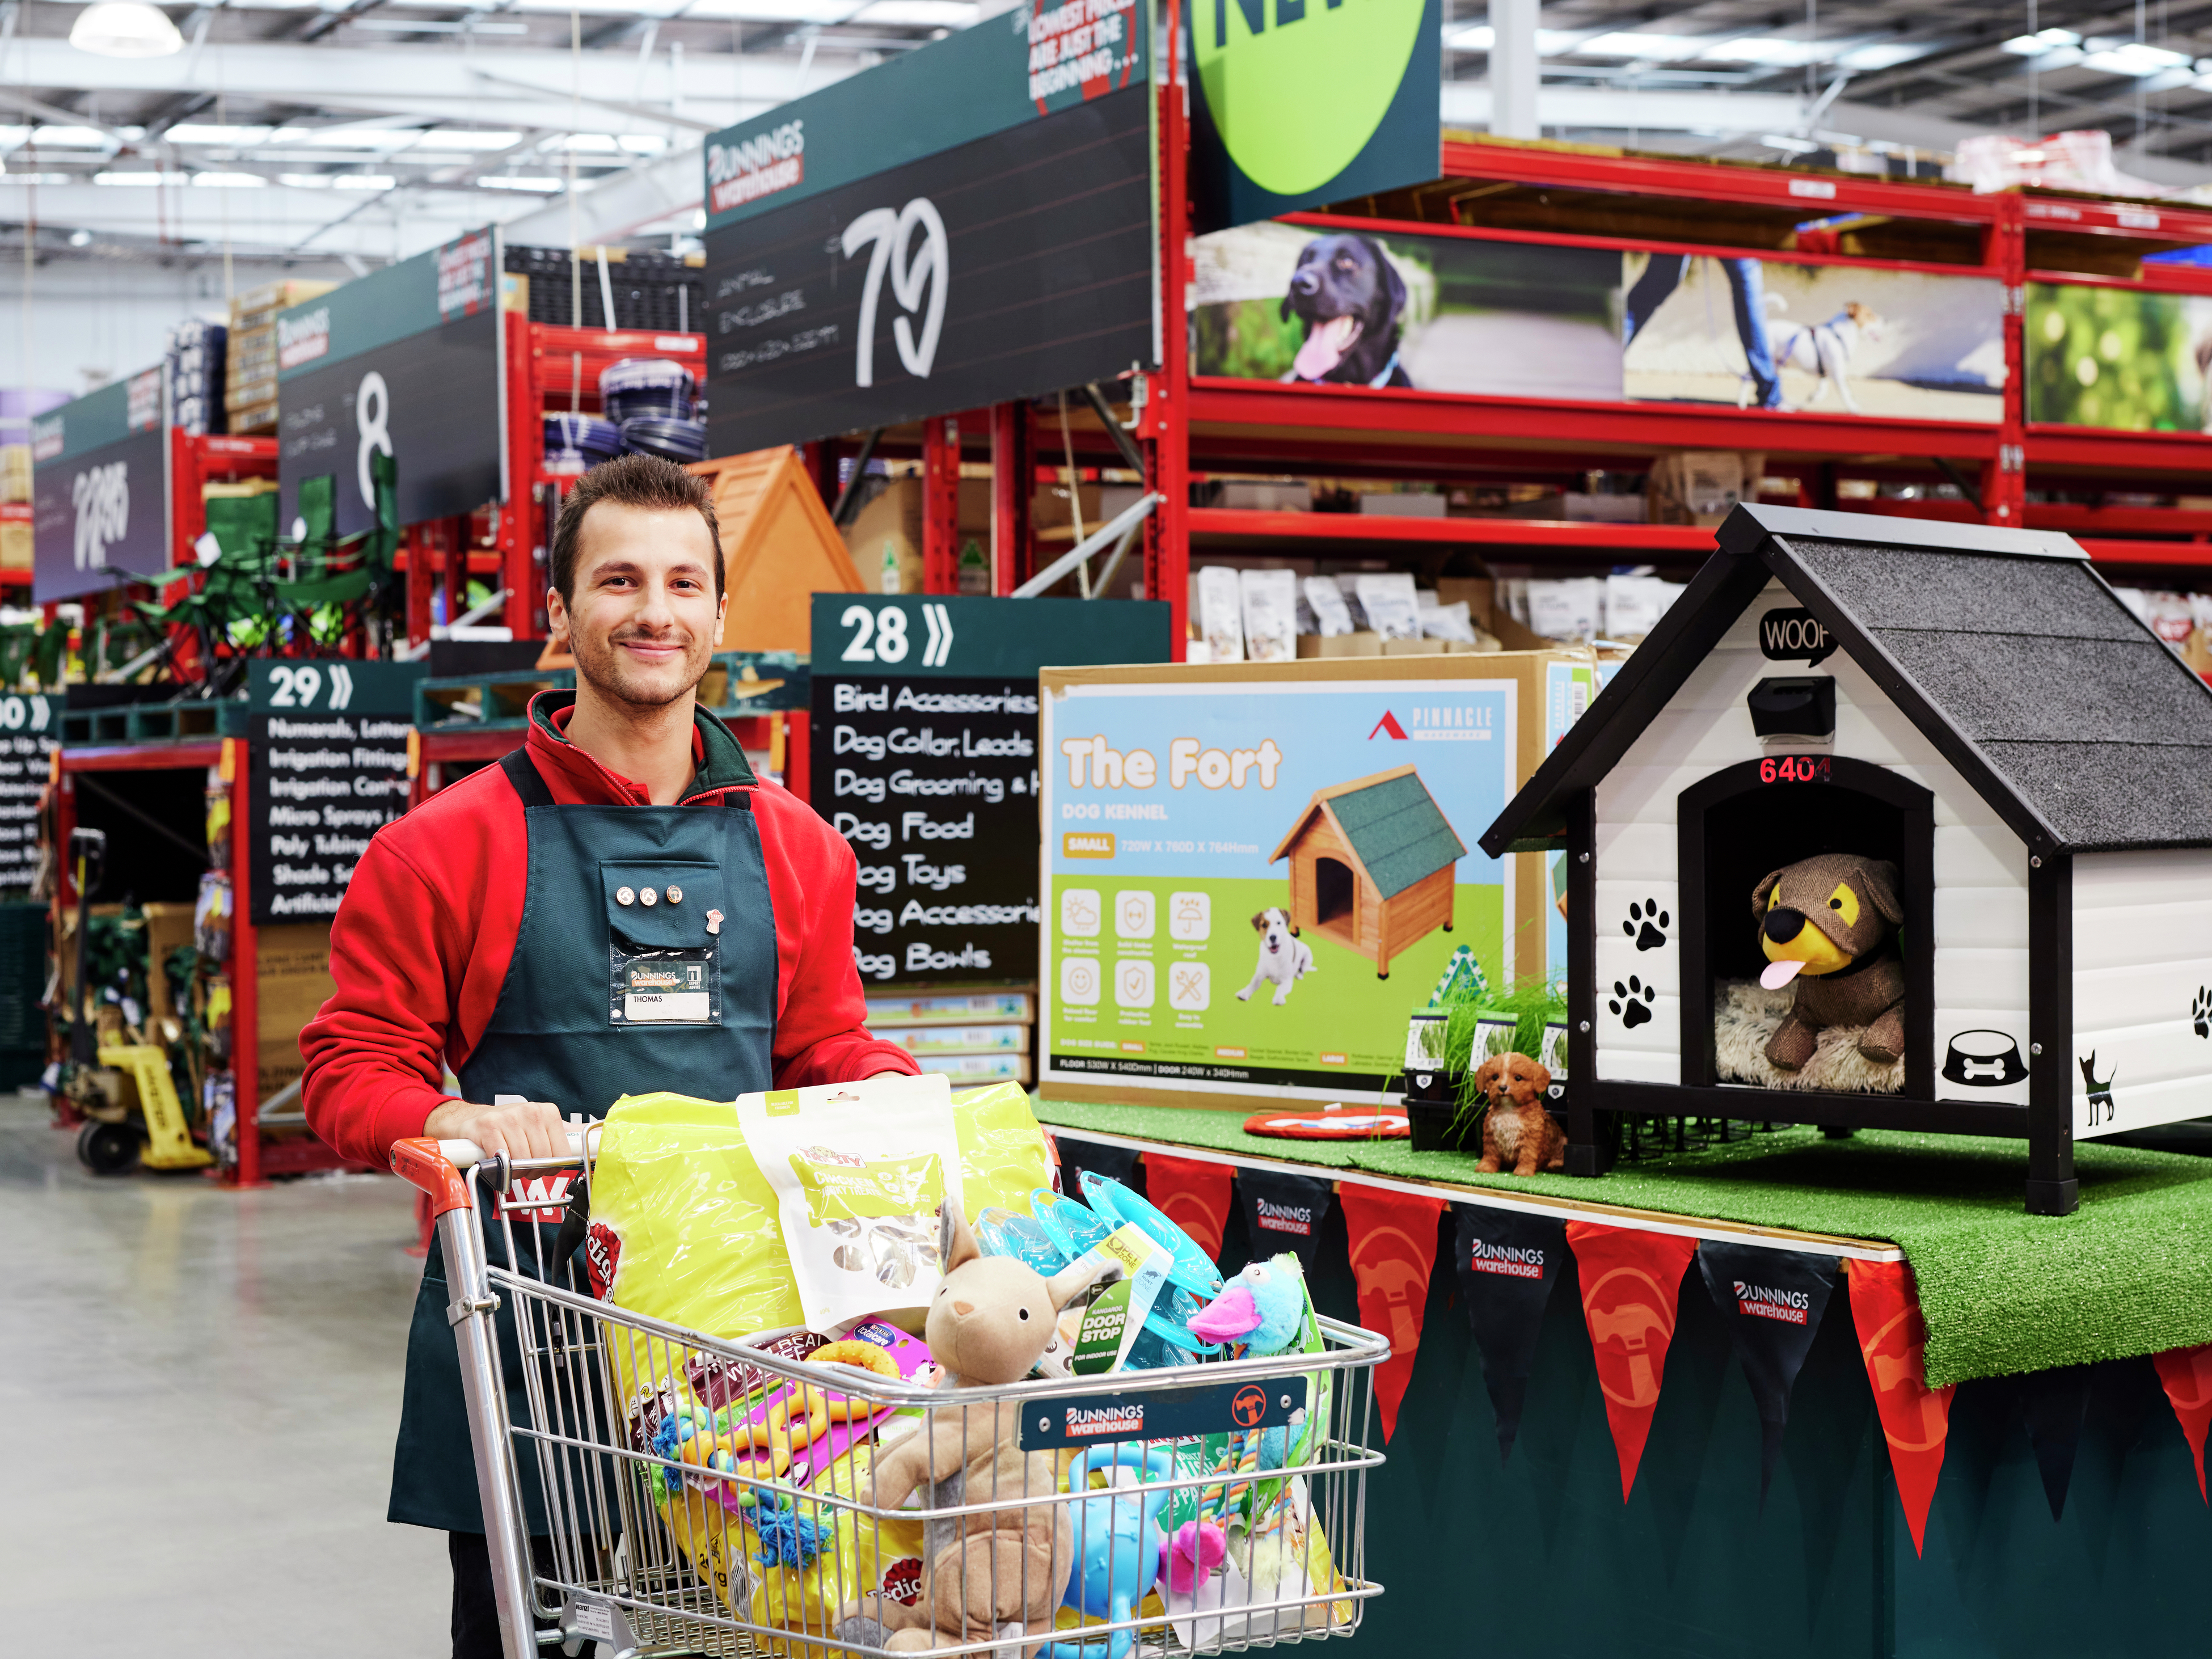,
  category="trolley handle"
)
[391,1128,599,1216]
